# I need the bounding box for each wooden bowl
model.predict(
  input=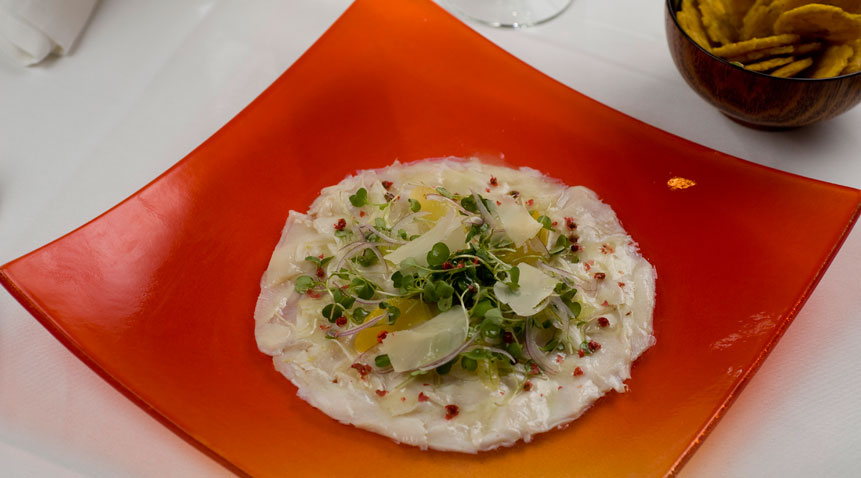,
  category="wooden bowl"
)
[665,0,861,128]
